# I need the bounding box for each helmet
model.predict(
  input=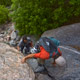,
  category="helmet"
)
[55,56,66,66]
